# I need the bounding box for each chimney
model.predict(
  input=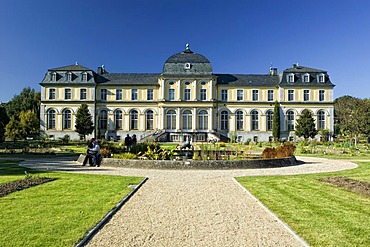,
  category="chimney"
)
[97,64,106,75]
[269,67,278,75]
[292,63,299,68]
